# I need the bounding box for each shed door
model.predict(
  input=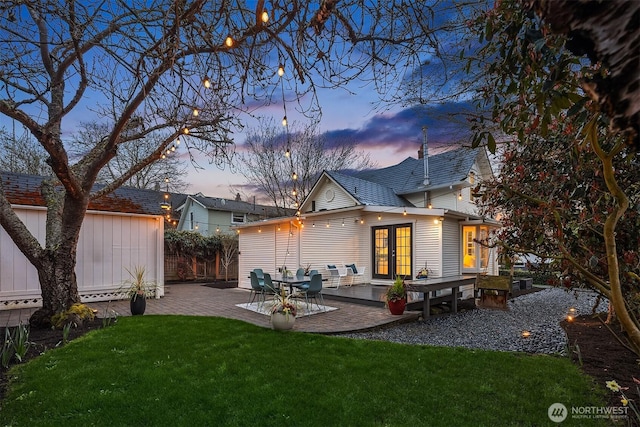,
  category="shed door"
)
[372,224,412,280]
